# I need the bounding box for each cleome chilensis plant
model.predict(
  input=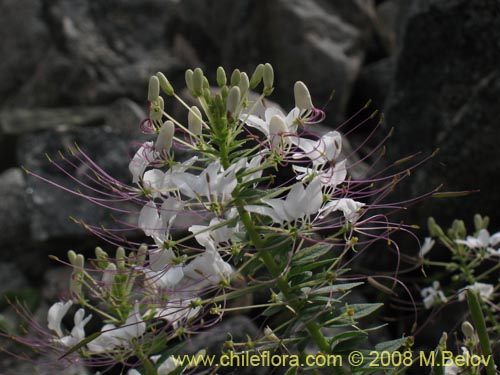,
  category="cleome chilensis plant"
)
[6,64,443,375]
